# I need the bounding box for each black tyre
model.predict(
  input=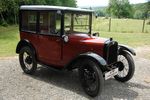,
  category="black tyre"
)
[79,59,104,97]
[114,51,135,82]
[19,46,37,74]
